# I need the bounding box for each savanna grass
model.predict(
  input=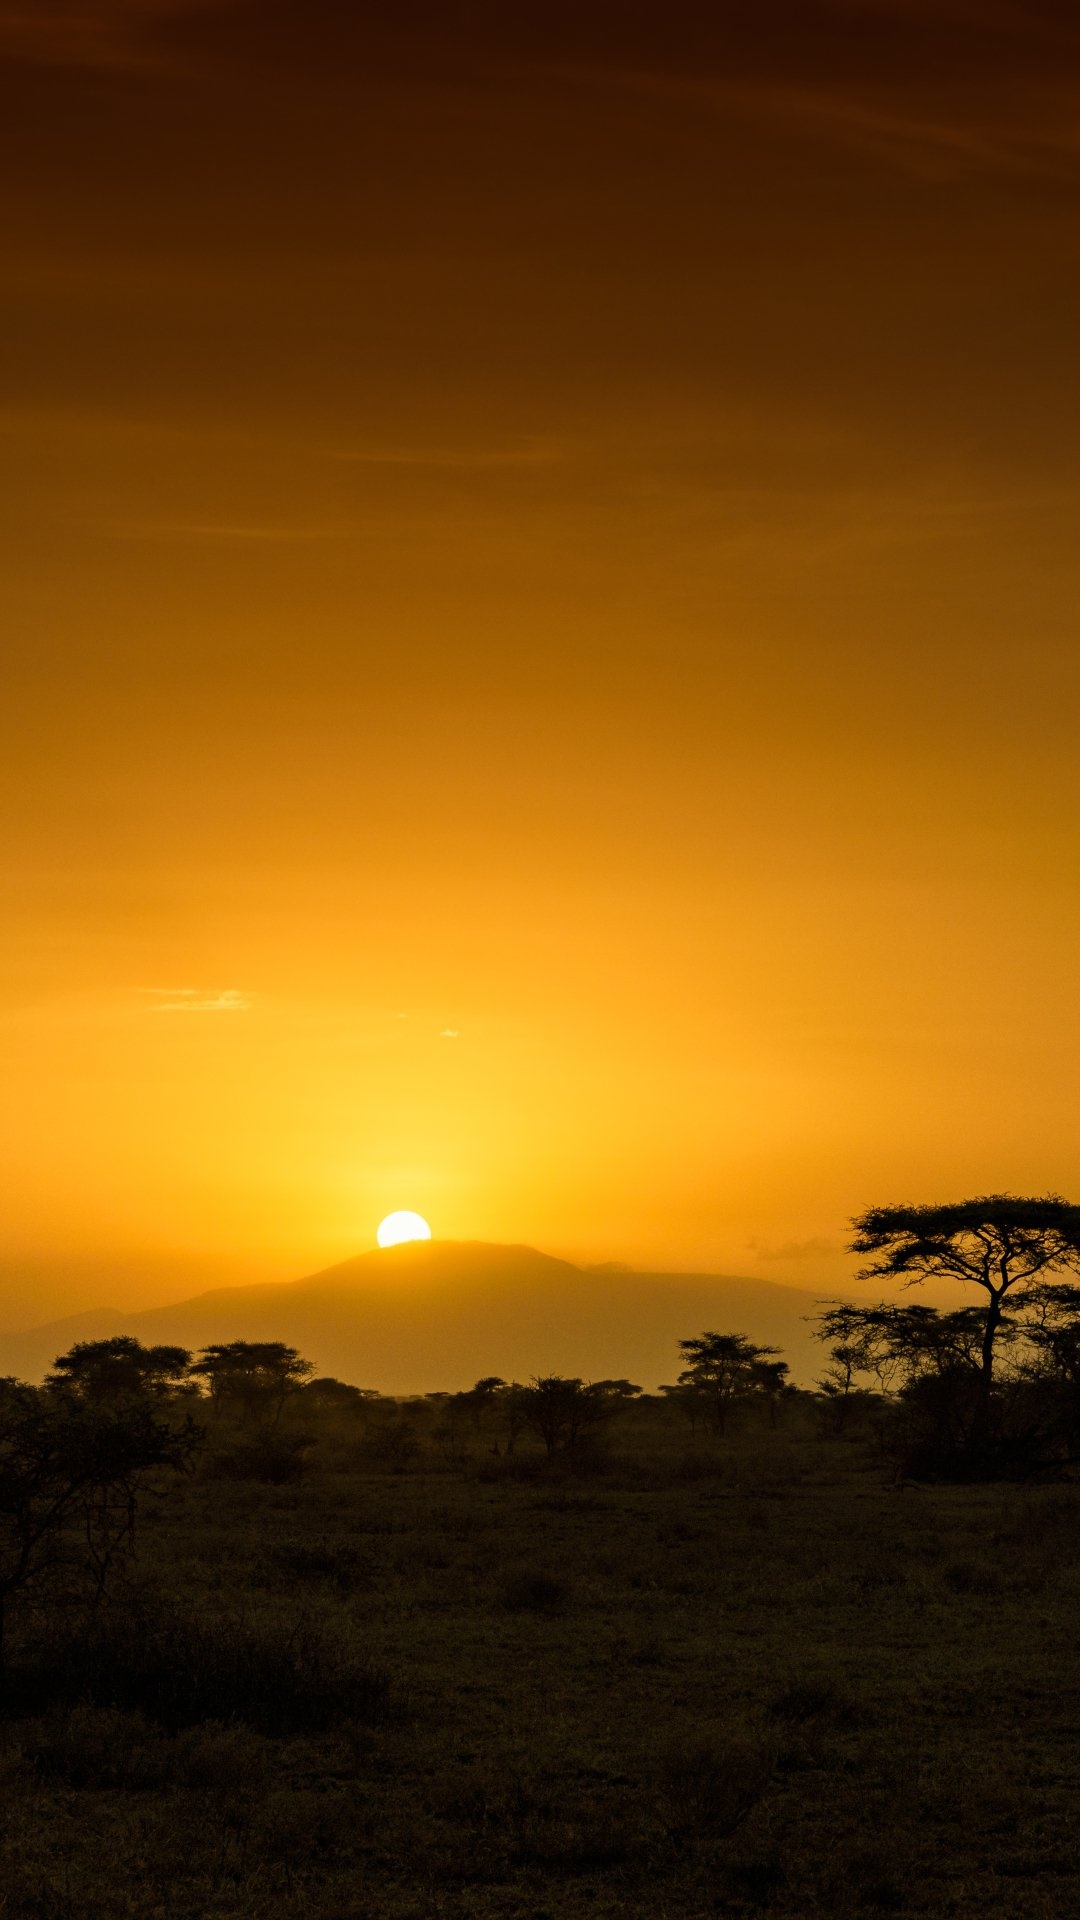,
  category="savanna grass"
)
[2,1401,1080,1918]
